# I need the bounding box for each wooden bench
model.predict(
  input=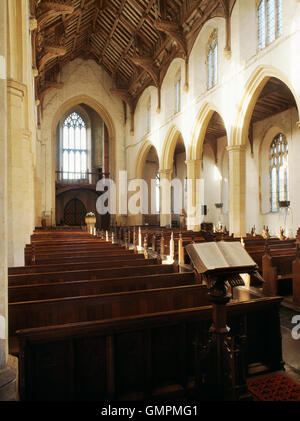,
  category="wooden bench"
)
[9,254,149,275]
[292,252,300,305]
[15,296,283,401]
[8,272,196,303]
[9,284,210,336]
[8,263,175,286]
[262,251,295,296]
